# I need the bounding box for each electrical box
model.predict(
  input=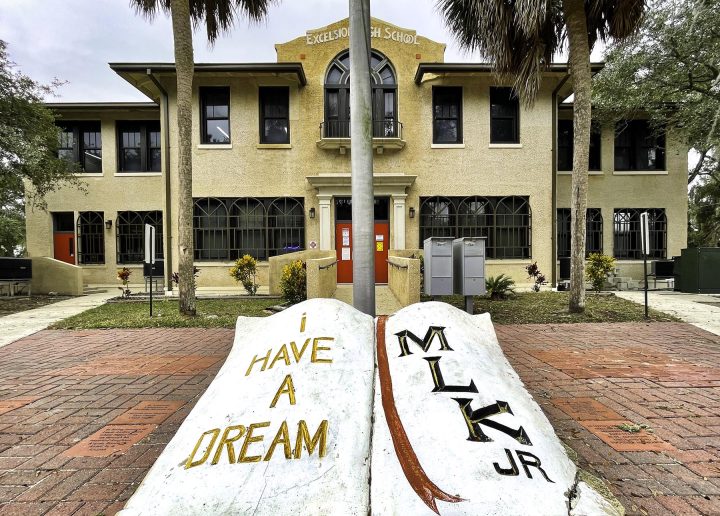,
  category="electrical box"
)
[452,237,486,296]
[423,237,454,296]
